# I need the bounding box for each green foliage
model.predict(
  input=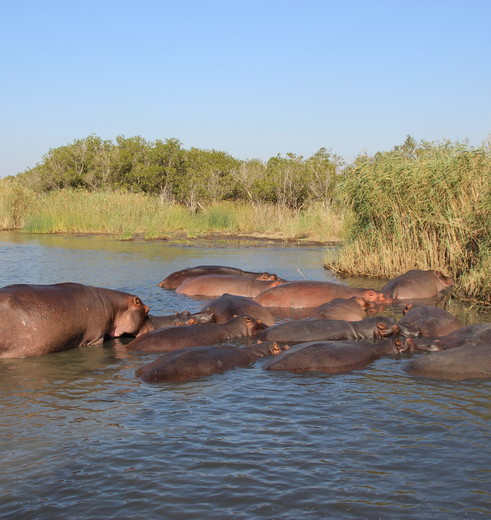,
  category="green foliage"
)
[17,135,342,210]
